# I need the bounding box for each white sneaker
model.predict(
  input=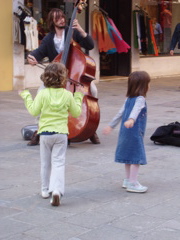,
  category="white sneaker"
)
[50,190,61,206]
[41,190,50,199]
[122,179,129,188]
[126,182,148,193]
